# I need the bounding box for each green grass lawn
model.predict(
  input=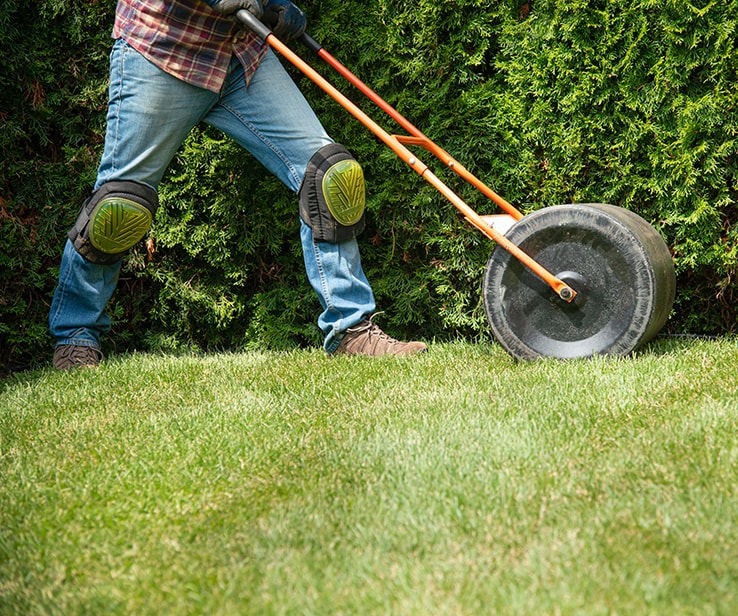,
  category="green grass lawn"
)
[1,339,737,615]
